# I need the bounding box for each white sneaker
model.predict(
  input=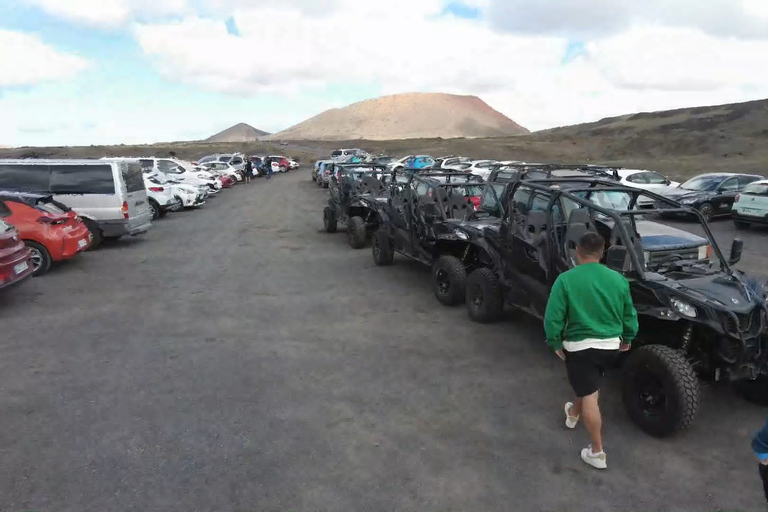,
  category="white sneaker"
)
[564,402,580,429]
[581,447,607,469]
